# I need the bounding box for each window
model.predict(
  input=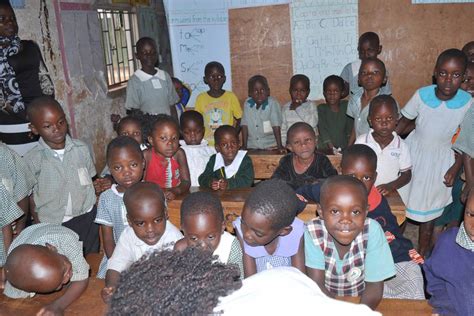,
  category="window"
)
[97,9,138,89]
